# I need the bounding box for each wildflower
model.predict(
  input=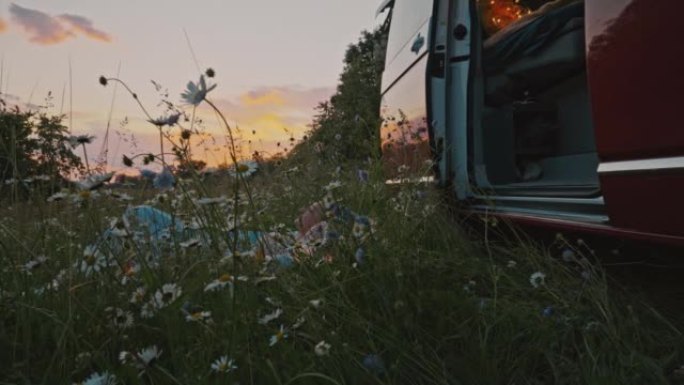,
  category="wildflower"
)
[106,307,134,329]
[75,351,92,368]
[352,216,371,239]
[397,164,410,173]
[229,160,259,178]
[258,308,283,325]
[529,271,546,288]
[292,316,306,329]
[68,134,95,148]
[140,301,156,319]
[205,68,216,78]
[324,180,342,191]
[314,340,331,356]
[181,75,216,106]
[78,370,117,385]
[130,287,146,304]
[23,255,48,274]
[135,345,162,369]
[269,324,287,346]
[561,248,576,262]
[195,196,227,205]
[76,245,108,277]
[186,310,212,323]
[205,274,237,292]
[153,283,182,309]
[153,167,175,189]
[99,76,108,86]
[109,217,131,238]
[542,306,554,318]
[210,355,237,374]
[76,172,114,191]
[119,351,134,365]
[362,354,386,376]
[334,133,342,141]
[179,237,201,248]
[309,299,323,308]
[147,113,180,127]
[47,191,69,202]
[506,260,517,268]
